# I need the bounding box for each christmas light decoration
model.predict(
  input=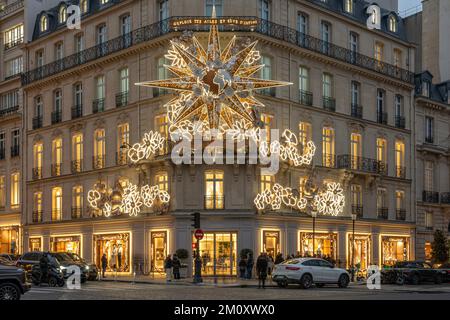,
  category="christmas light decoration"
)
[127,130,166,163]
[278,129,316,166]
[254,183,307,211]
[313,182,345,216]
